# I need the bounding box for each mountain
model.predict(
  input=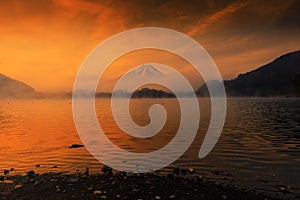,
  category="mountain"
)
[0,73,35,98]
[114,64,166,92]
[115,64,180,93]
[116,64,165,80]
[134,64,166,78]
[197,50,300,97]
